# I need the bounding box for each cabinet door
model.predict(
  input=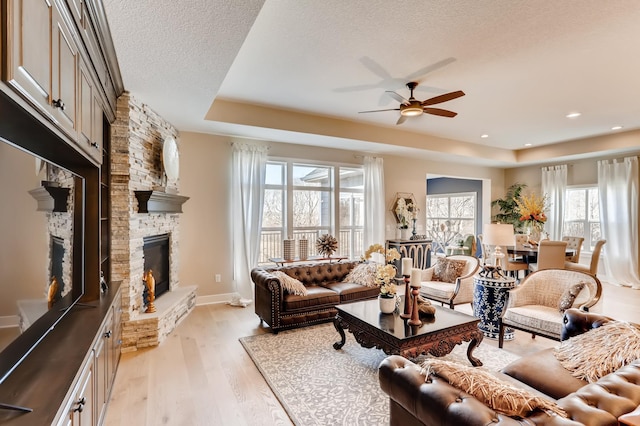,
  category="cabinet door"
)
[78,60,93,147]
[56,354,95,426]
[6,0,55,117]
[51,3,78,137]
[95,309,112,425]
[92,94,104,161]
